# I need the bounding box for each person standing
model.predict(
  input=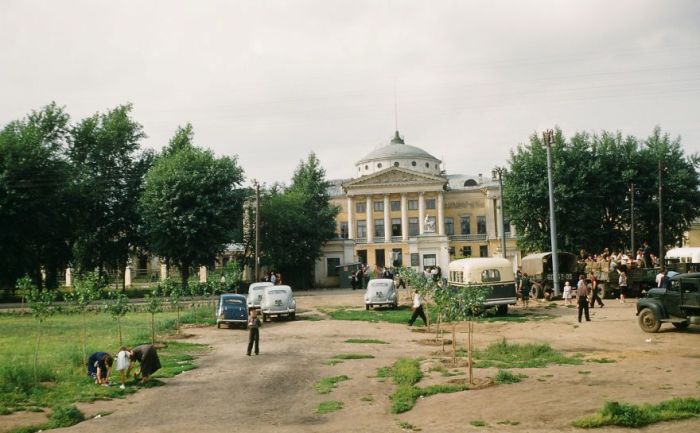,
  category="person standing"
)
[577,274,591,323]
[519,273,531,309]
[563,281,572,305]
[642,241,652,268]
[247,309,261,356]
[408,289,427,327]
[618,269,628,303]
[588,271,604,308]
